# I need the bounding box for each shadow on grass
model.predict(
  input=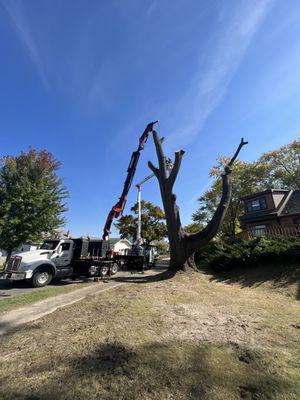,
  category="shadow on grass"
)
[0,320,41,336]
[198,260,300,300]
[0,341,294,400]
